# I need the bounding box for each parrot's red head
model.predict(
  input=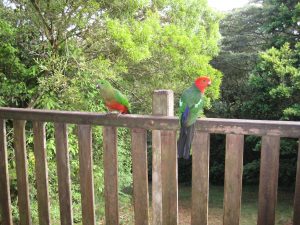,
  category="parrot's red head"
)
[194,76,211,93]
